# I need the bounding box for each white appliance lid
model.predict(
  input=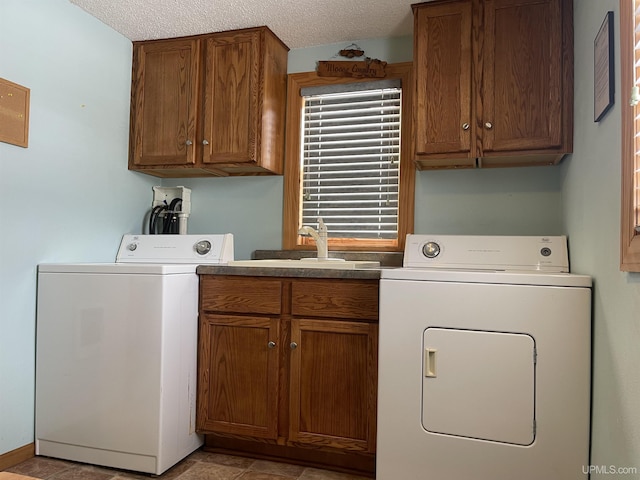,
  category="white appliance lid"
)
[38,263,198,274]
[115,233,234,264]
